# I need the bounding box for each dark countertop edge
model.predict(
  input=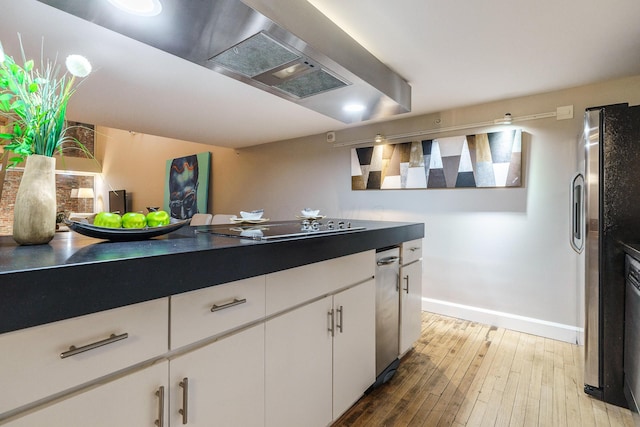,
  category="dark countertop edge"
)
[0,221,424,335]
